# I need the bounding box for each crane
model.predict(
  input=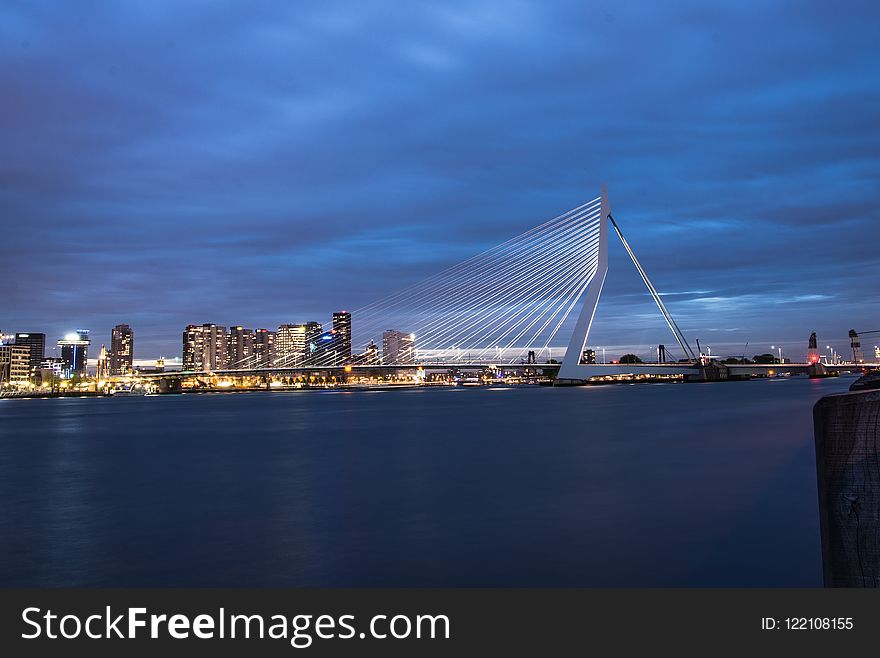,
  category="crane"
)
[849,329,880,363]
